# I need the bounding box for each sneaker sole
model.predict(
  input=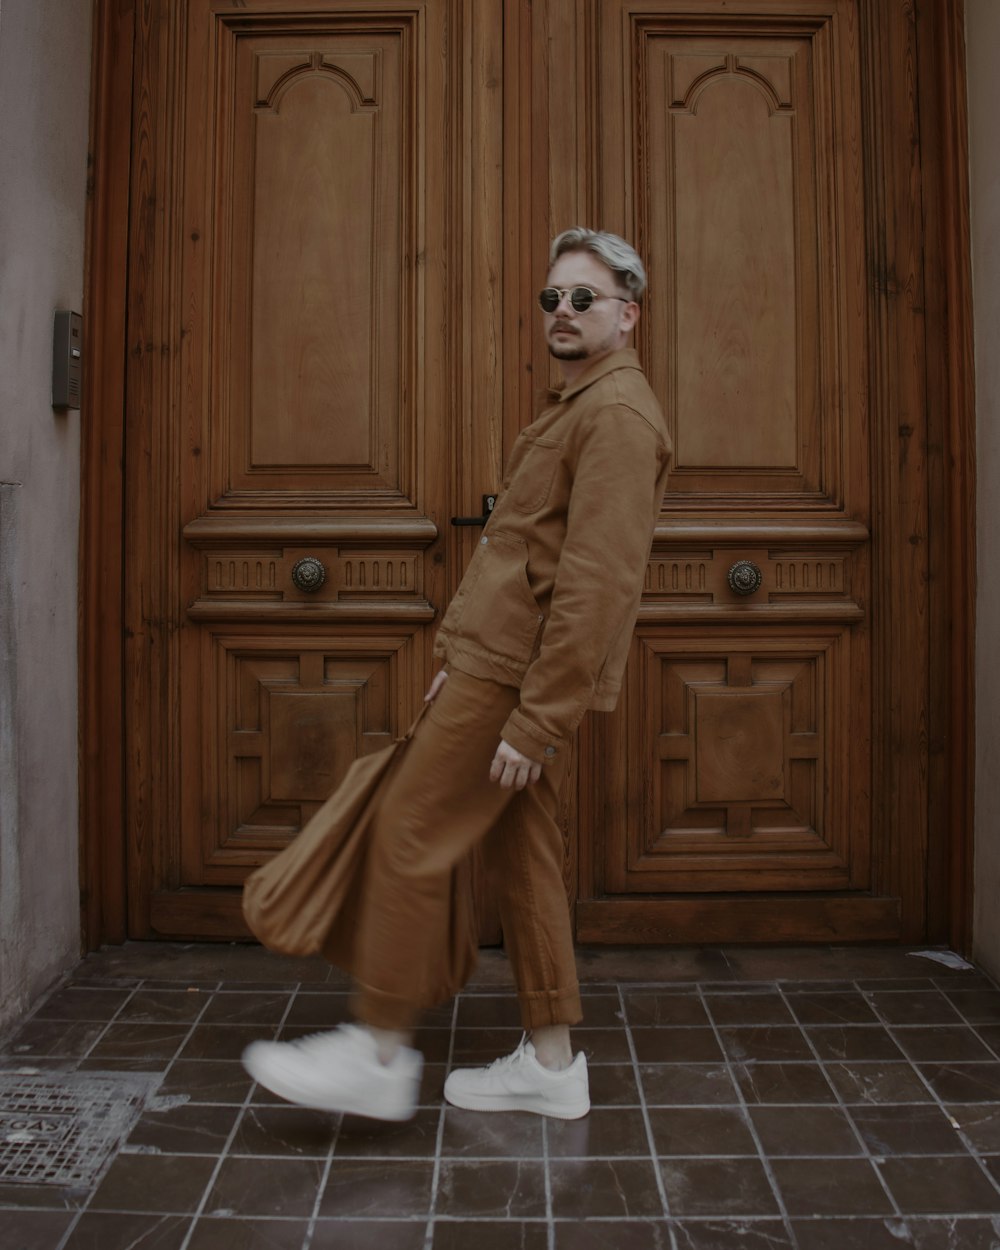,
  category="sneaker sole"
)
[444,1088,590,1120]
